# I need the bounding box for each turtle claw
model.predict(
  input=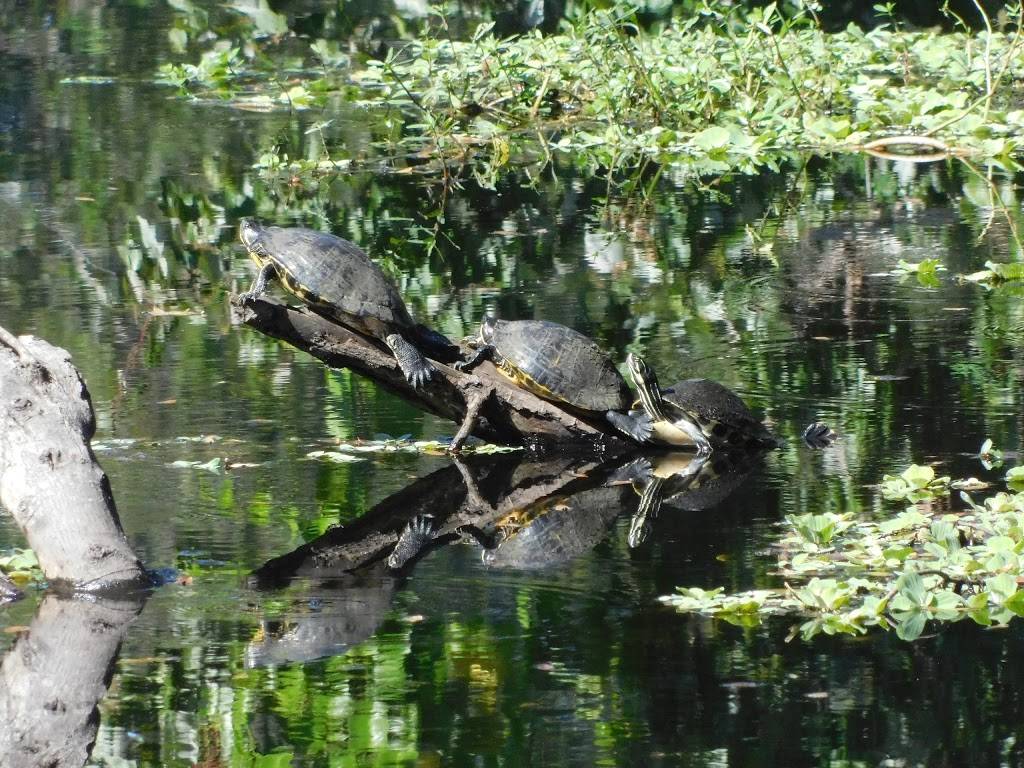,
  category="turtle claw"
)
[407,364,434,389]
[802,422,838,448]
[386,333,435,389]
[387,515,437,570]
[606,409,653,444]
[609,457,653,485]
